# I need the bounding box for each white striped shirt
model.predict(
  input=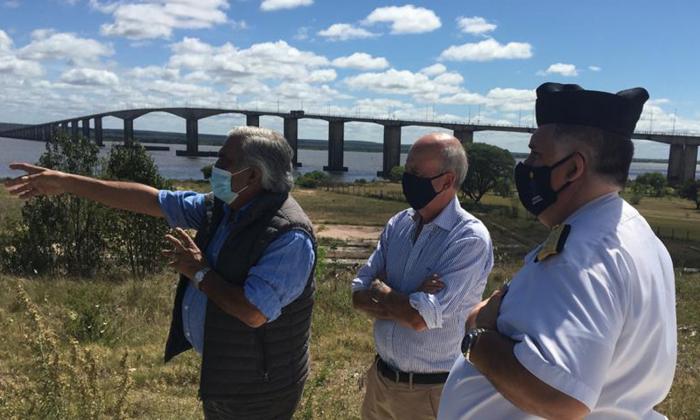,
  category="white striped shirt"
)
[352,196,494,373]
